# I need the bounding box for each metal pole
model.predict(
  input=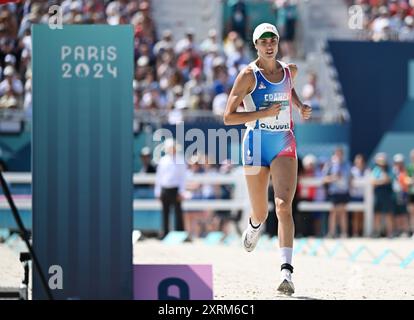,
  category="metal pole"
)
[0,171,53,300]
